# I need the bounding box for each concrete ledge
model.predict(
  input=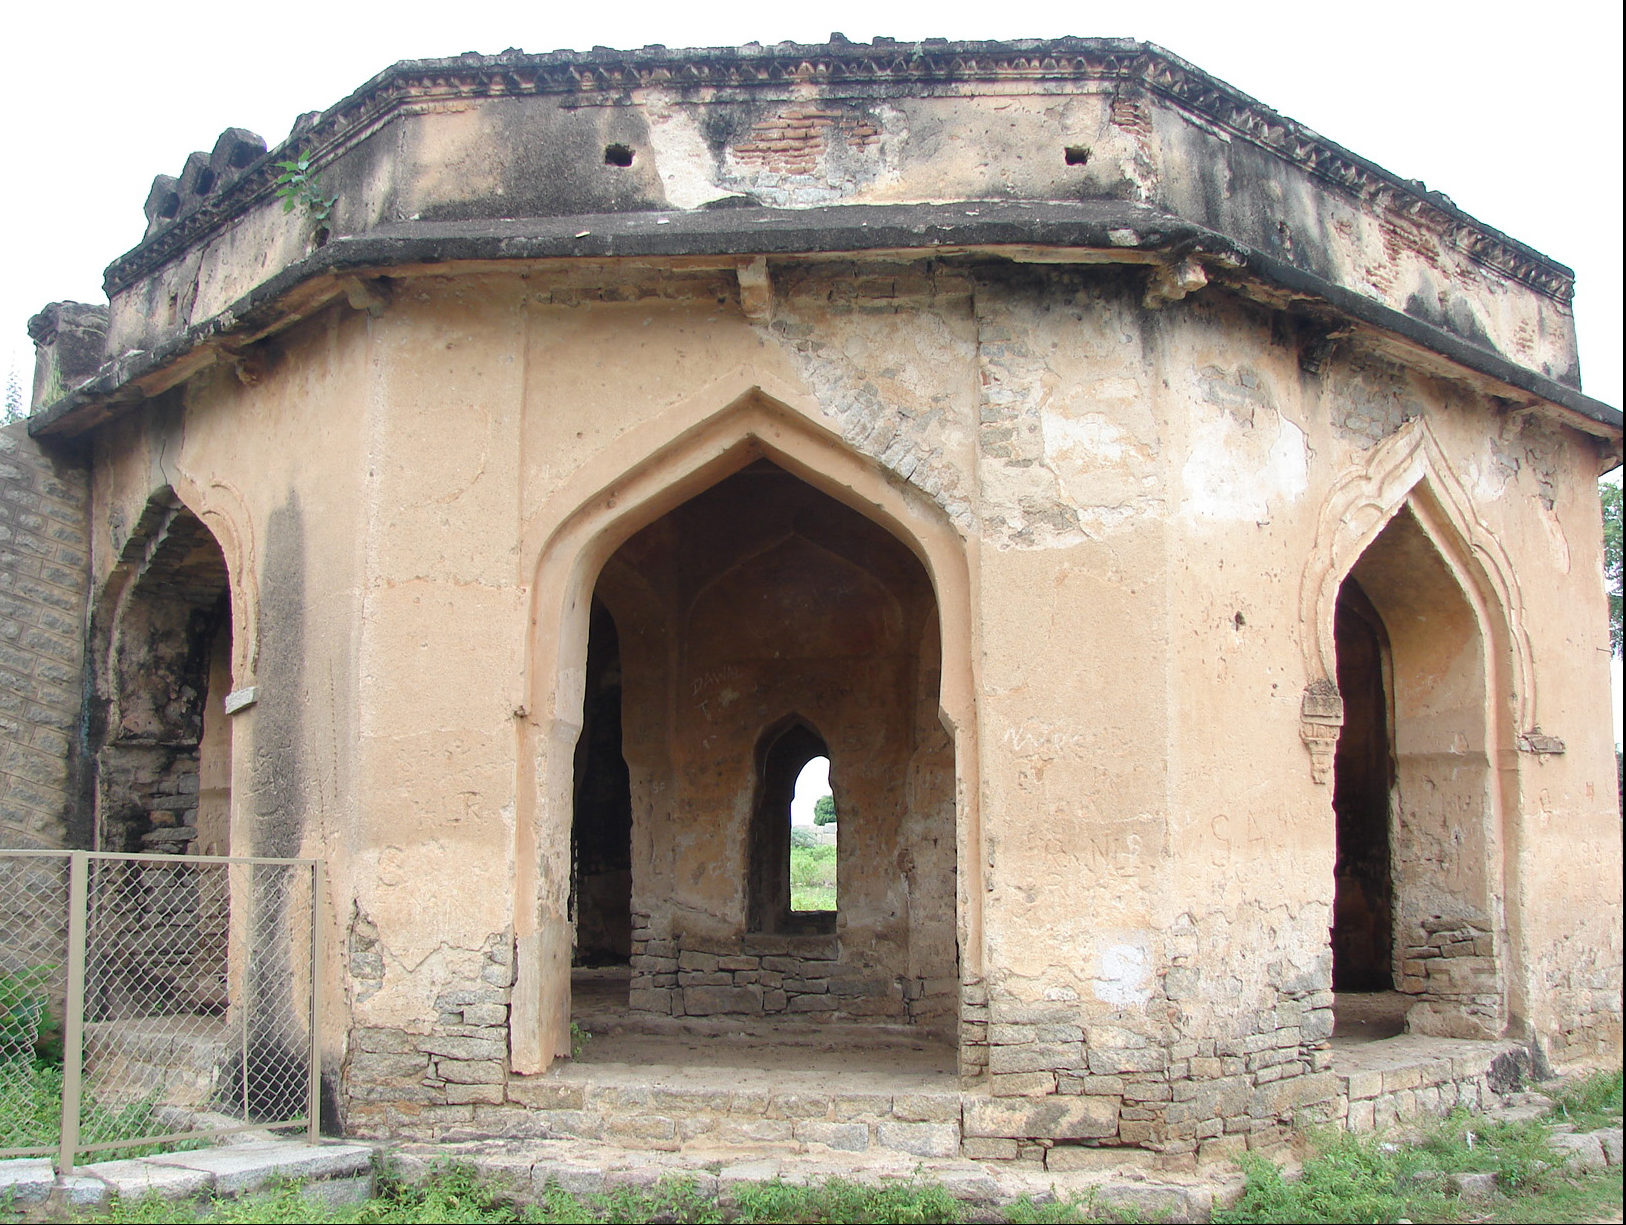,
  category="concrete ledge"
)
[143,1139,374,1196]
[30,202,1620,442]
[0,1159,55,1205]
[76,1156,213,1200]
[392,1137,1243,1222]
[29,1140,380,1210]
